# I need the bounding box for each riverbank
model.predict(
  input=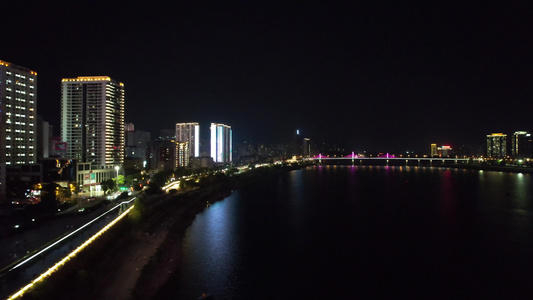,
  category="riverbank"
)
[14,164,297,300]
[131,164,297,299]
[448,163,533,174]
[130,186,231,300]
